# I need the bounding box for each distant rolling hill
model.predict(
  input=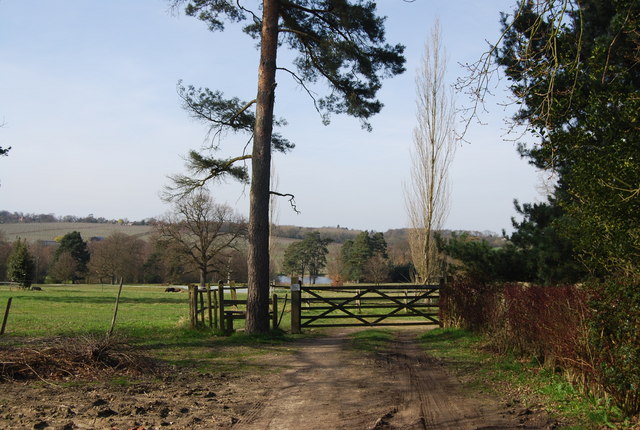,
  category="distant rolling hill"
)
[0,222,154,242]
